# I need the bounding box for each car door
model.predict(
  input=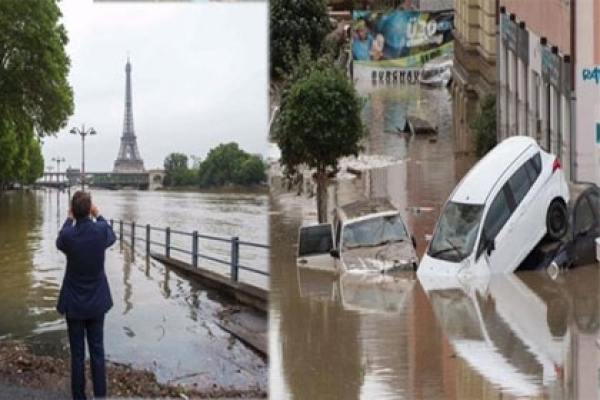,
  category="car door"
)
[504,161,537,266]
[297,224,336,271]
[571,189,600,267]
[477,185,514,274]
